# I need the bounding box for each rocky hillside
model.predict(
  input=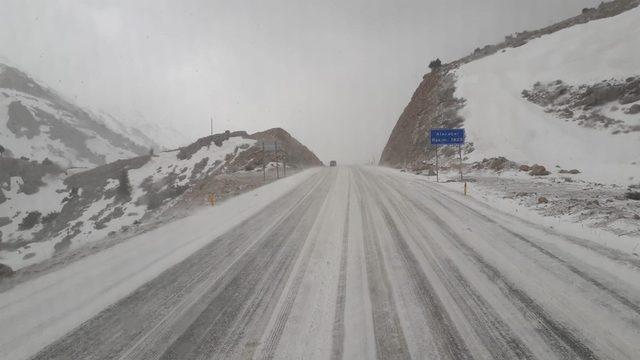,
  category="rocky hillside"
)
[0,63,166,168]
[179,128,324,170]
[0,128,320,270]
[380,0,640,184]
